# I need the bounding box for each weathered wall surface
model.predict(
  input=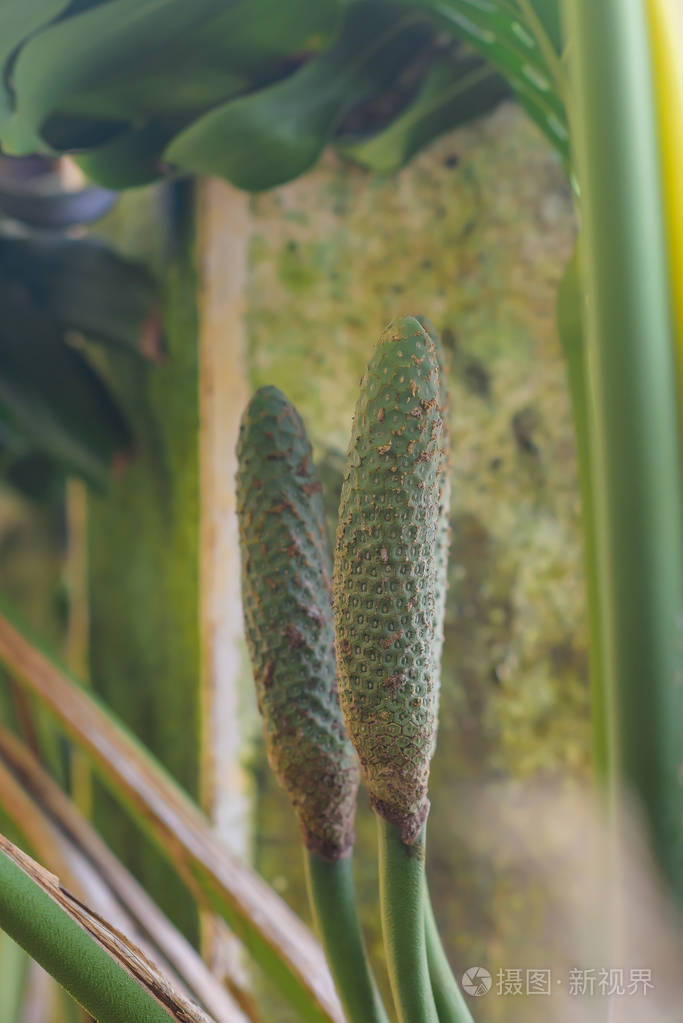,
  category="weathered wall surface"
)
[244,102,589,1022]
